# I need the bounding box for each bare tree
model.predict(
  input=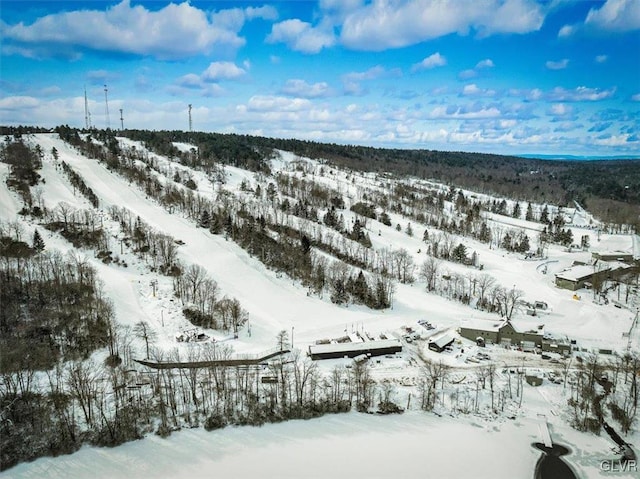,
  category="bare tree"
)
[393,248,415,284]
[133,321,157,359]
[476,273,496,307]
[419,256,441,291]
